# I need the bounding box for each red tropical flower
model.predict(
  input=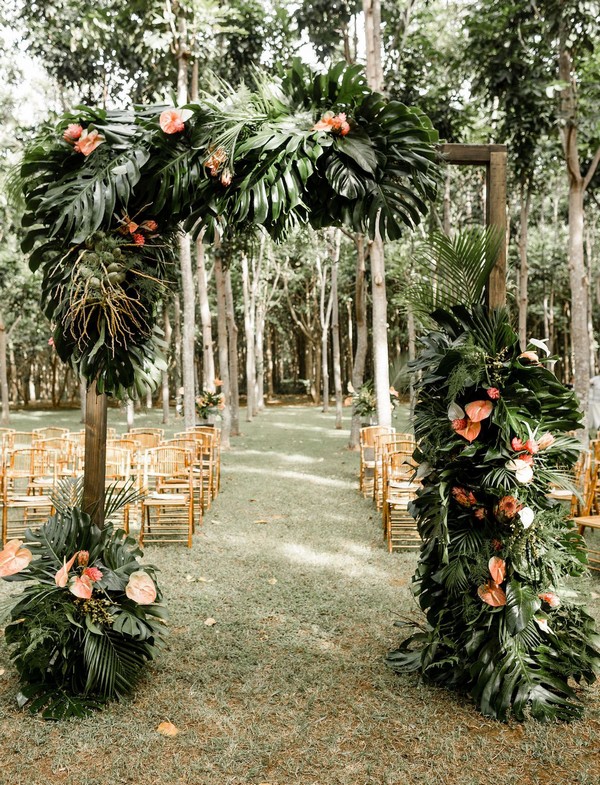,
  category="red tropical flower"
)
[487,387,501,400]
[132,233,145,246]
